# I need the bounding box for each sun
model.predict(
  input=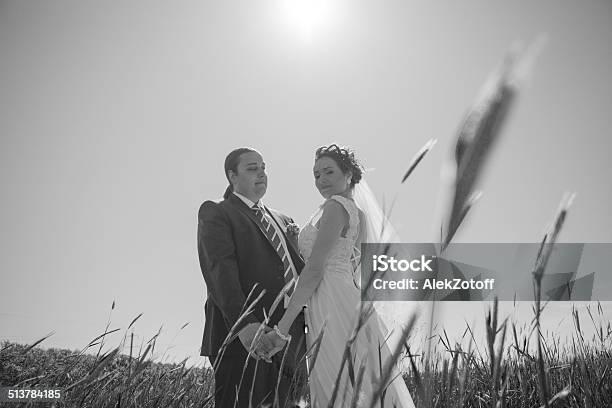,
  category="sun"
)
[279,0,336,42]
